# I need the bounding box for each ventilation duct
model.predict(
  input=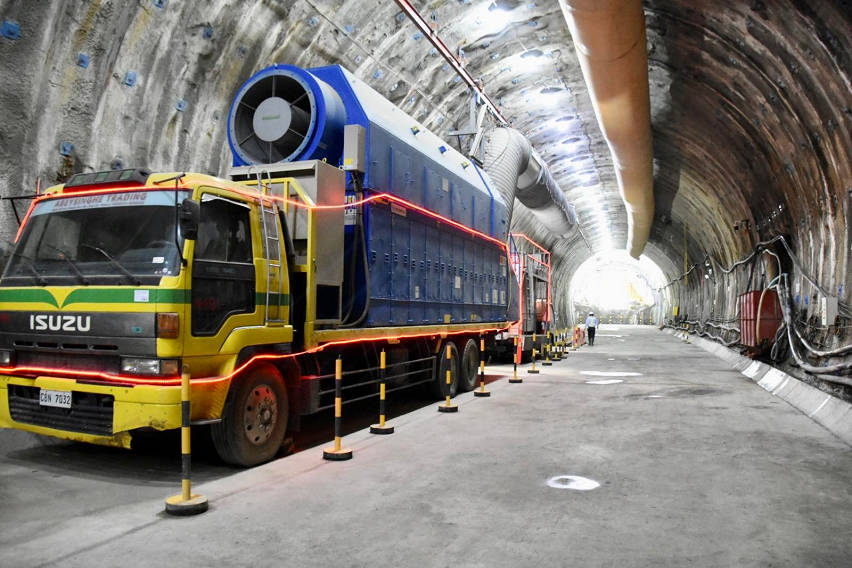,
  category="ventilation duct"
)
[559,0,654,258]
[481,127,577,238]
